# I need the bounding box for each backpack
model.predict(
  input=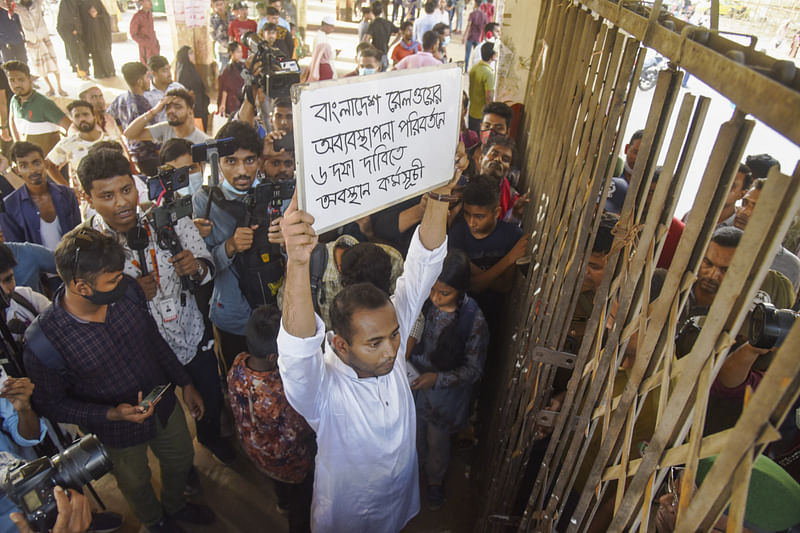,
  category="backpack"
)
[414,296,479,372]
[24,278,147,377]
